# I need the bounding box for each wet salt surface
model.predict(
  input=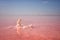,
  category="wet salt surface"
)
[0,16,60,40]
